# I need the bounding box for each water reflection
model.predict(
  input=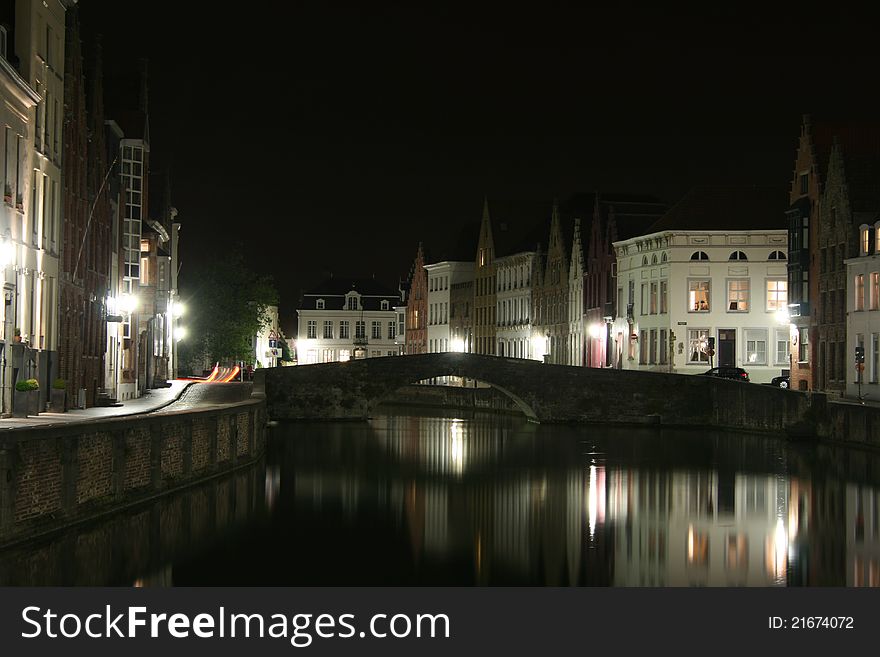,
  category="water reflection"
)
[261,408,879,587]
[2,407,879,586]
